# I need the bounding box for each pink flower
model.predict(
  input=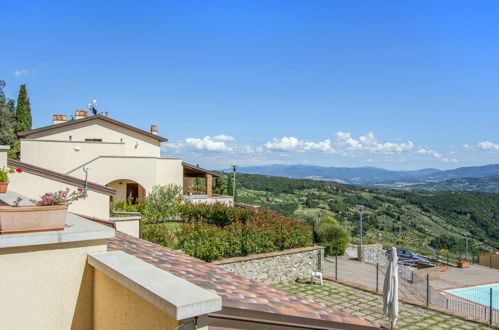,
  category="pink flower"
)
[47,196,54,200]
[61,194,66,198]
